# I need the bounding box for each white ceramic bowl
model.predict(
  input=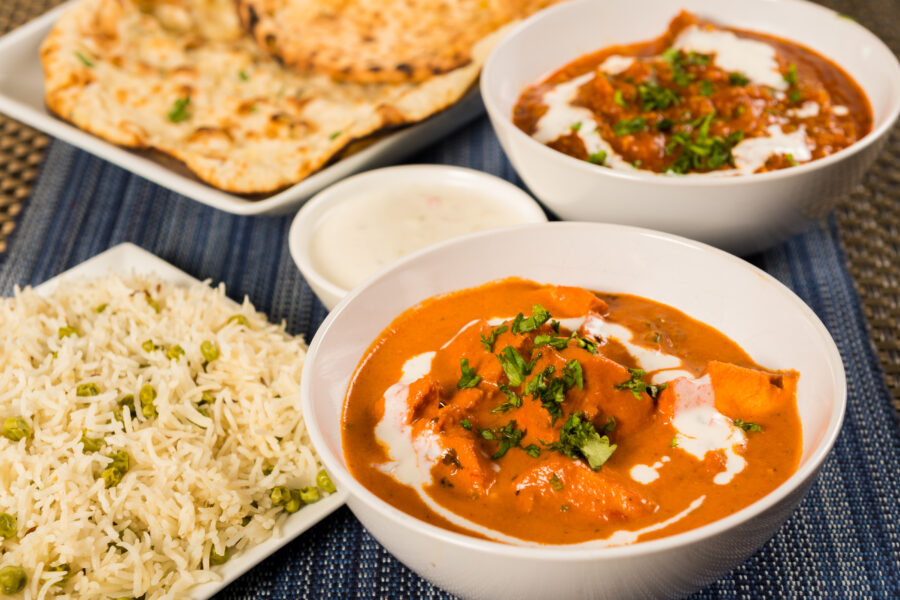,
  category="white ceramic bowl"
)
[301,222,846,599]
[289,164,546,310]
[481,0,900,255]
